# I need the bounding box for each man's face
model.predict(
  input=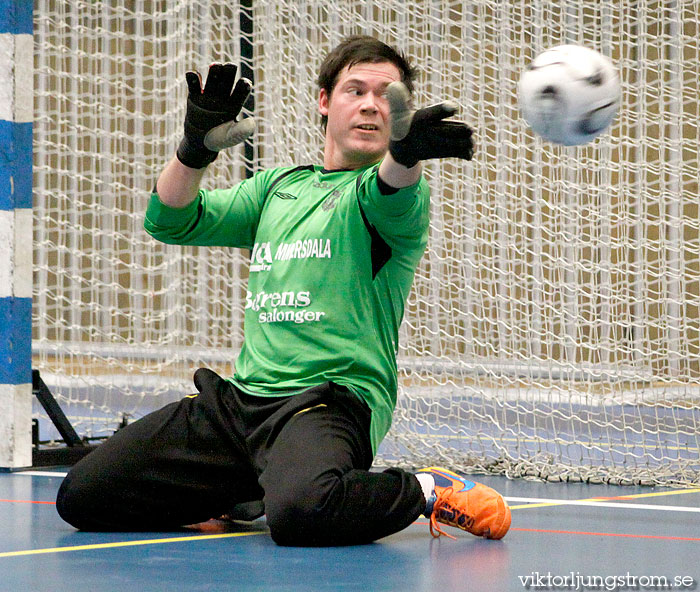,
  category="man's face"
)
[319,61,402,170]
